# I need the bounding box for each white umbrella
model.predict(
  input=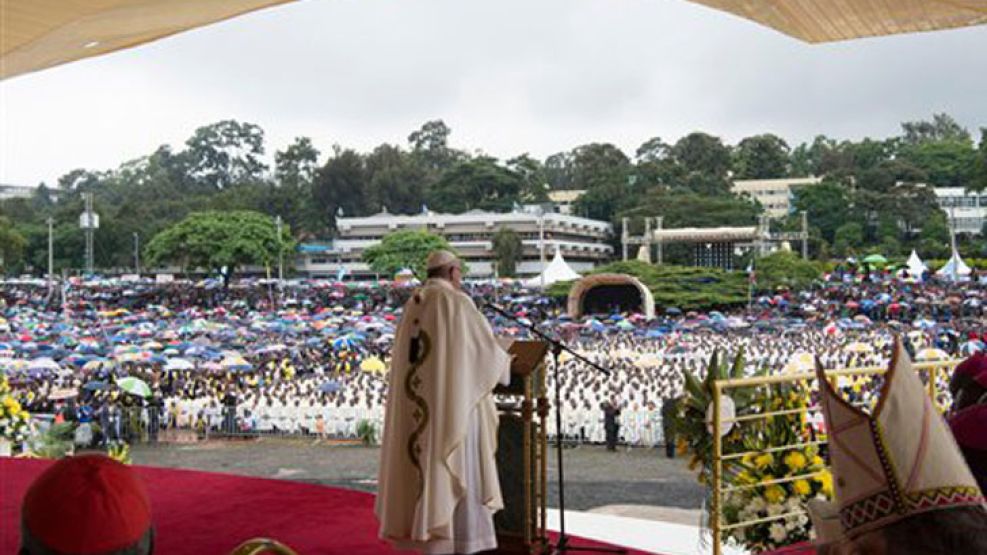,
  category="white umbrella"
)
[164,358,195,371]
